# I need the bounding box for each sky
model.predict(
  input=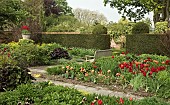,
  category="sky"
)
[66,0,153,23]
